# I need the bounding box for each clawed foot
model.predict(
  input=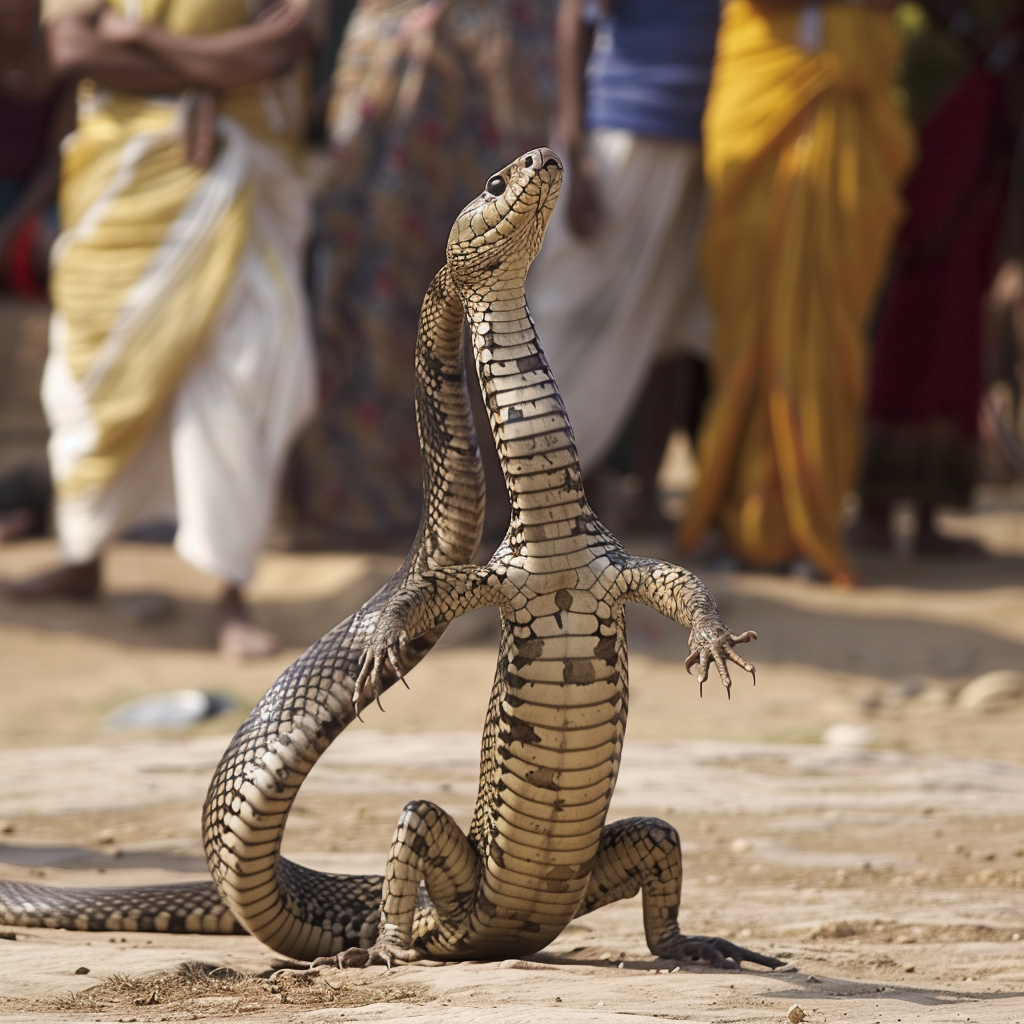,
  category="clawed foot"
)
[353,633,410,714]
[666,934,785,971]
[311,941,422,970]
[685,623,756,697]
